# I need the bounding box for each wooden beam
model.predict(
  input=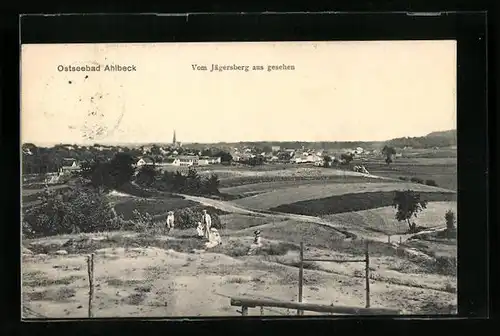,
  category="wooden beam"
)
[230,297,400,315]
